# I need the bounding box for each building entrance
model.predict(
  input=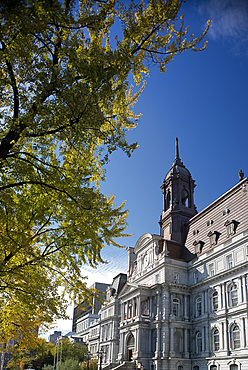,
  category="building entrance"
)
[127,333,135,361]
